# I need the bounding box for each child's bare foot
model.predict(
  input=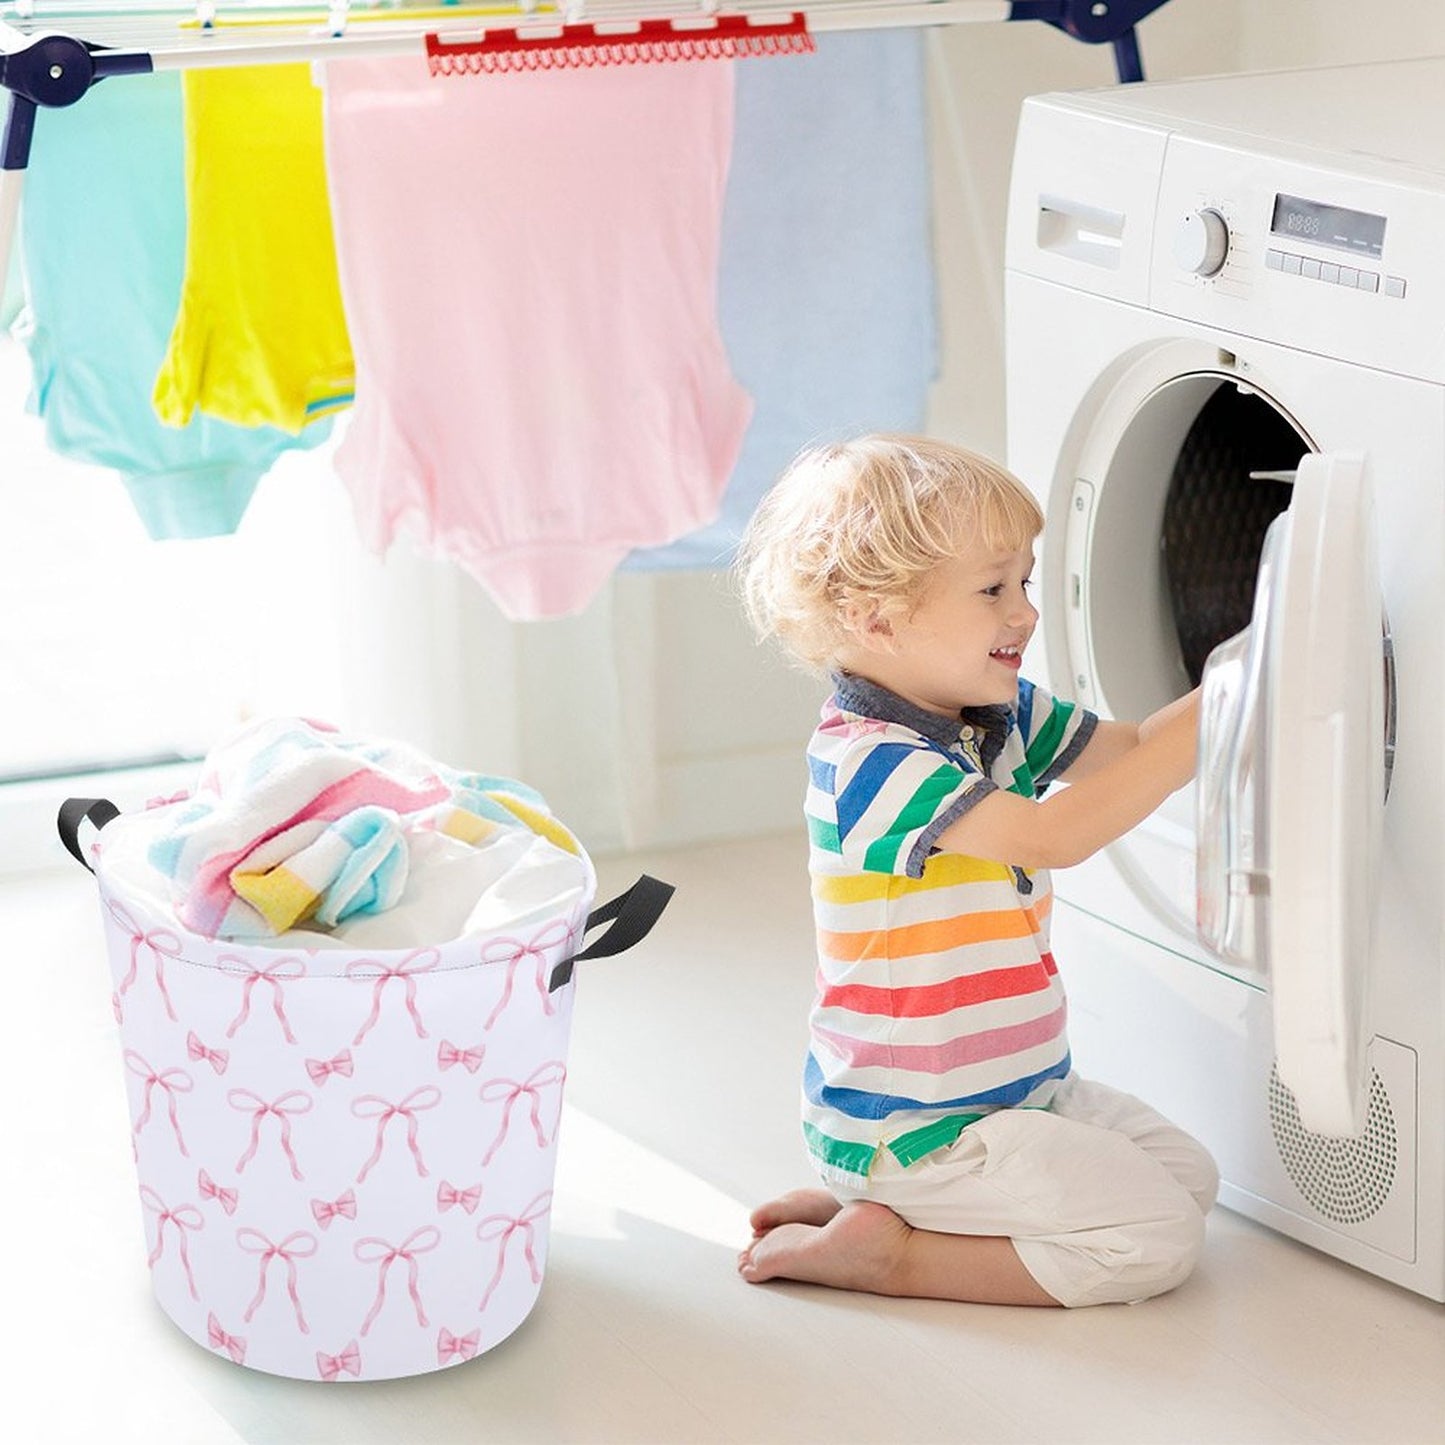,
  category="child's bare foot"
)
[748,1188,842,1239]
[738,1200,912,1293]
[738,1198,1061,1306]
